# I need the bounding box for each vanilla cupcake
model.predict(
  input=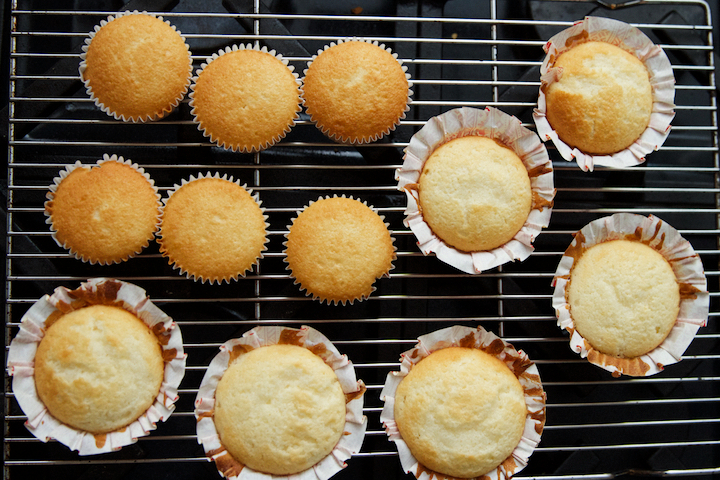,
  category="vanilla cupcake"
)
[533,16,675,171]
[158,173,269,283]
[6,278,186,455]
[79,11,192,122]
[301,38,412,144]
[397,106,555,274]
[284,196,396,305]
[195,326,367,480]
[190,44,301,152]
[552,213,709,376]
[45,154,161,265]
[381,325,546,480]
